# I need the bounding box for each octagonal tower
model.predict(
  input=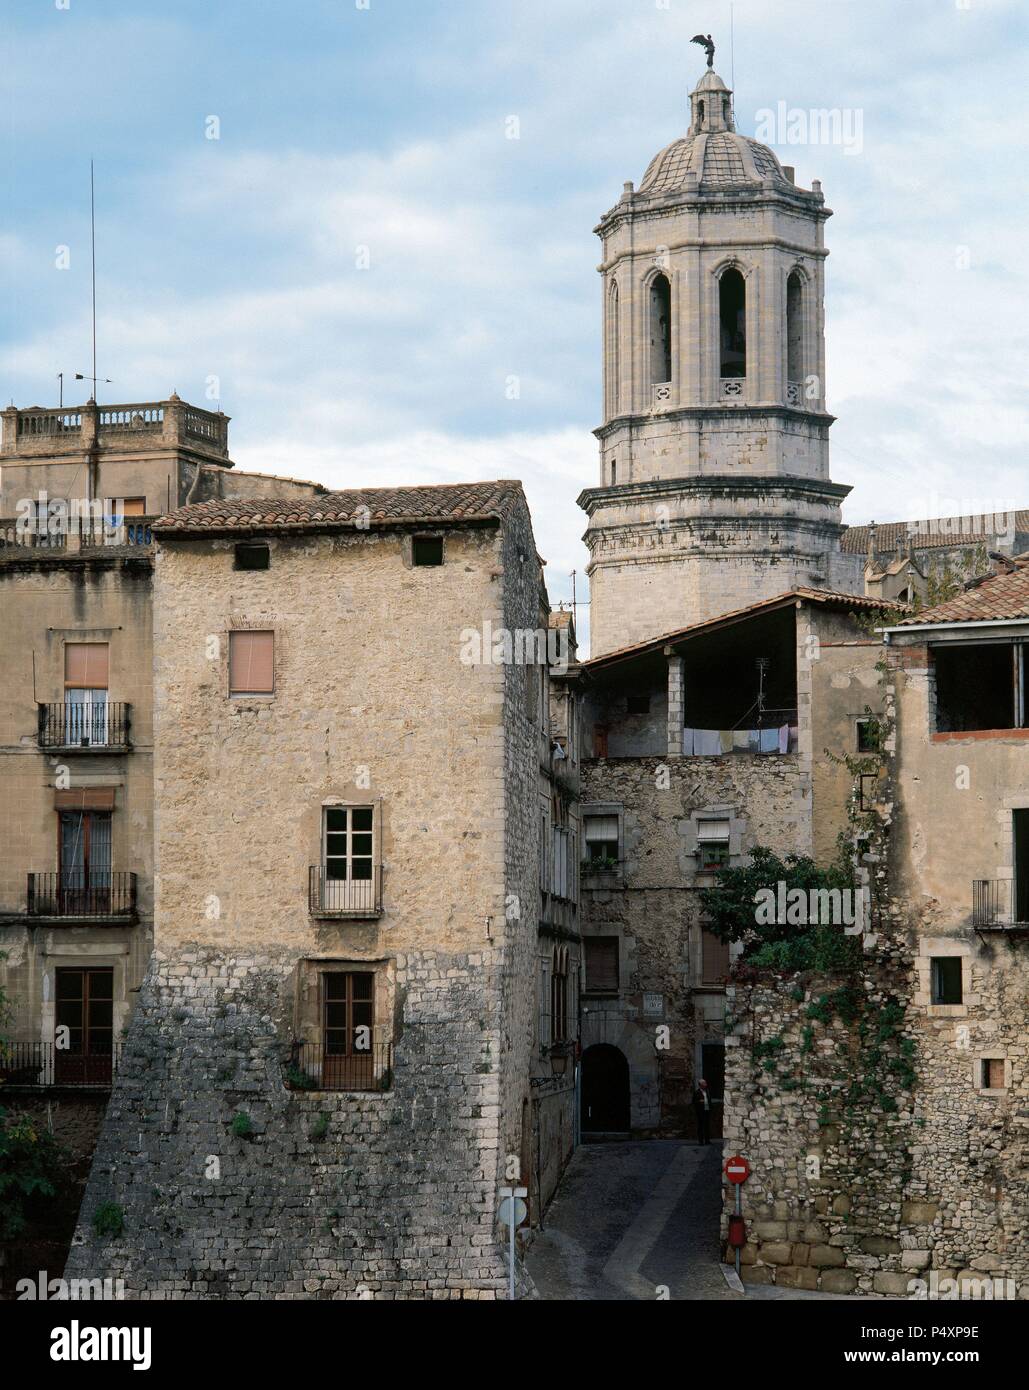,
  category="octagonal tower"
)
[580,63,861,655]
